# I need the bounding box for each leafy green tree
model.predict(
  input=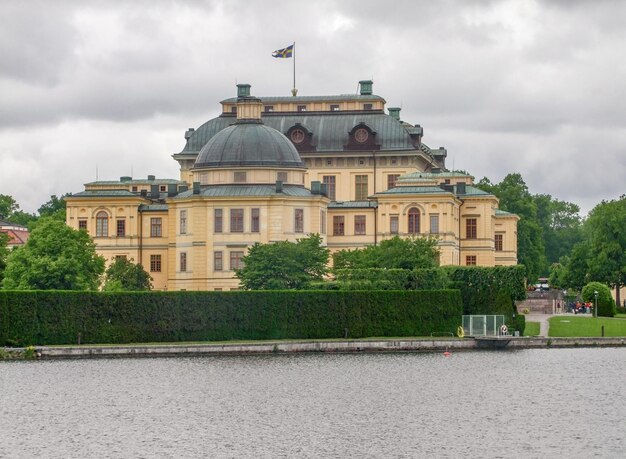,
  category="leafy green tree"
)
[333,236,440,270]
[559,241,591,291]
[236,234,329,290]
[581,281,616,317]
[2,218,105,290]
[534,194,583,265]
[0,194,36,227]
[0,232,9,285]
[37,194,68,222]
[584,196,626,306]
[103,257,152,291]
